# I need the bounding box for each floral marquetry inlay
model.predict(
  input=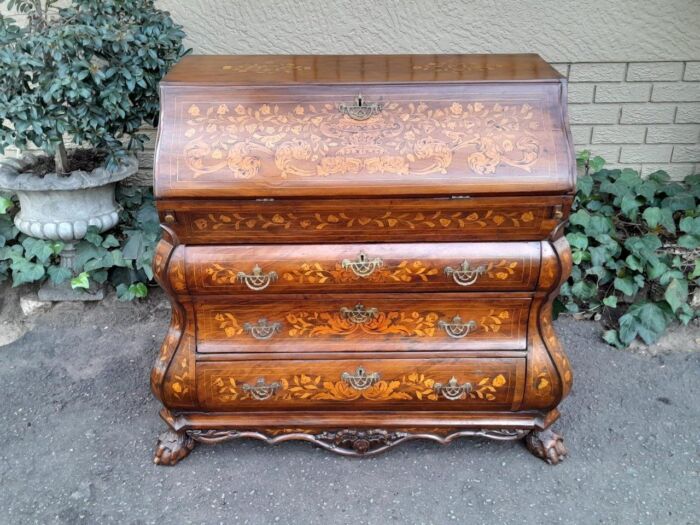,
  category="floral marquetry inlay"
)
[211,371,508,403]
[191,209,538,233]
[181,100,542,180]
[282,260,439,285]
[221,63,311,74]
[210,308,515,339]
